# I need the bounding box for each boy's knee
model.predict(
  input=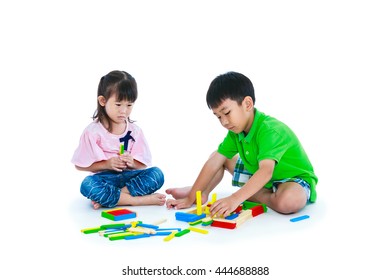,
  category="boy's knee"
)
[274,194,306,214]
